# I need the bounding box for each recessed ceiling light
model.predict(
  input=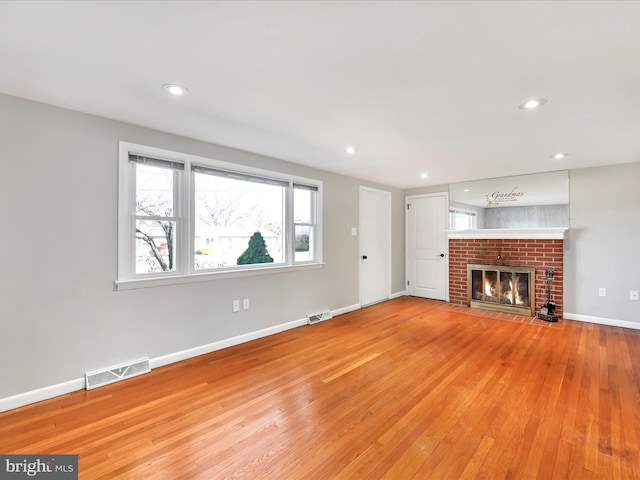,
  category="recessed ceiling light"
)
[552,152,568,160]
[346,146,357,155]
[420,172,428,179]
[463,188,470,192]
[162,84,189,96]
[519,98,548,110]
